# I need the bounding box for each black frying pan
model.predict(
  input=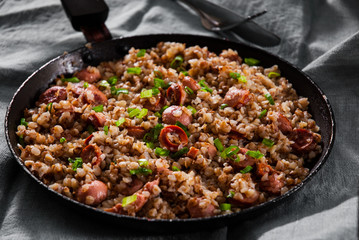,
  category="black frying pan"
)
[4,0,335,233]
